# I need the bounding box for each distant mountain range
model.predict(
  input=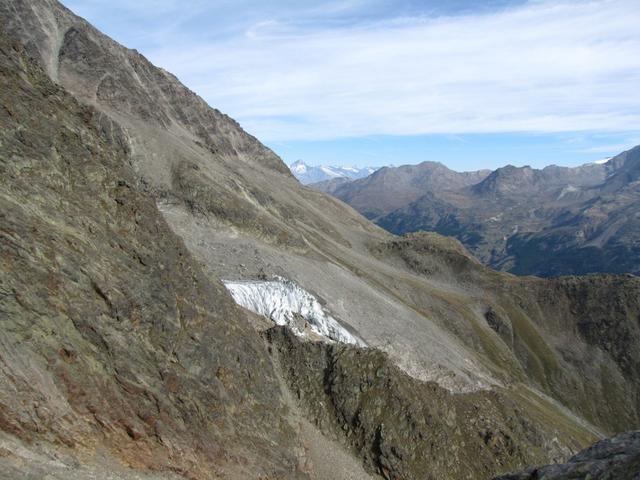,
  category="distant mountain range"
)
[289,159,378,184]
[318,146,640,277]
